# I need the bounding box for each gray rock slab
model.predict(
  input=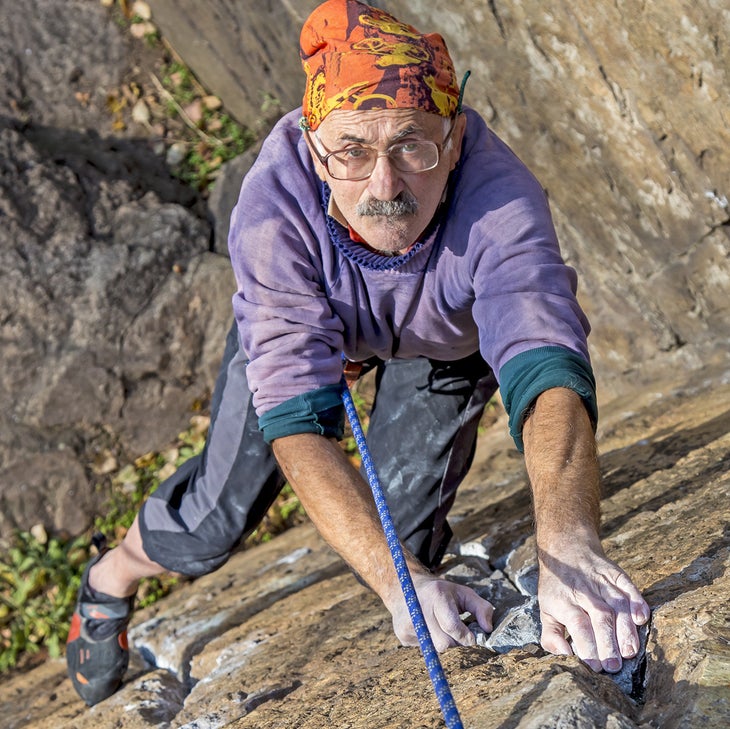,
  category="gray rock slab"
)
[0,0,126,128]
[504,535,540,597]
[0,123,232,537]
[129,524,346,681]
[486,596,542,654]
